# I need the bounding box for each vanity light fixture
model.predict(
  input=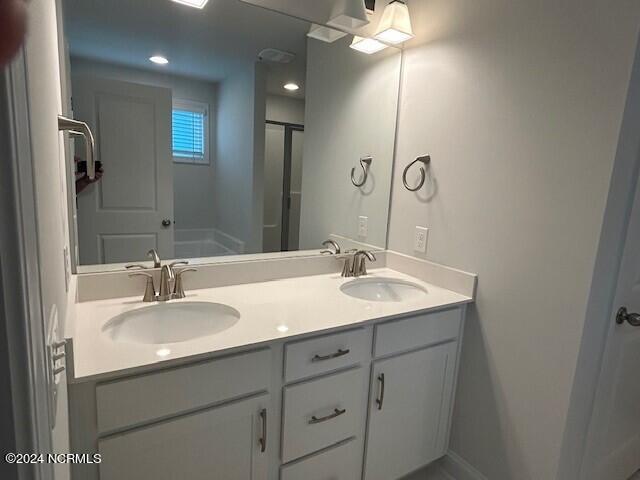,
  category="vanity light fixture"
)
[350,36,388,54]
[149,55,169,65]
[307,24,348,43]
[170,0,209,9]
[374,0,414,45]
[327,0,370,31]
[284,83,300,91]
